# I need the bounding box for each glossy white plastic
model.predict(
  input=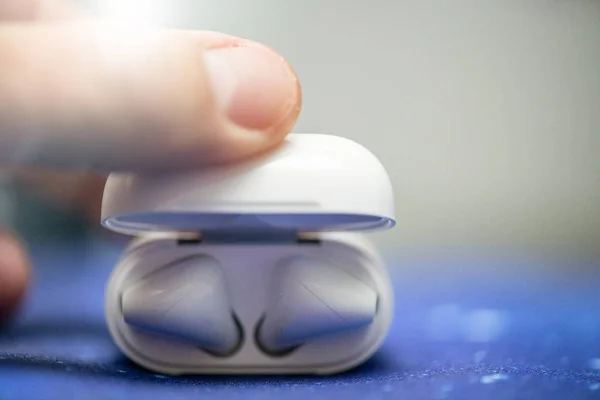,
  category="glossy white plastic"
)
[101,133,396,375]
[101,134,395,234]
